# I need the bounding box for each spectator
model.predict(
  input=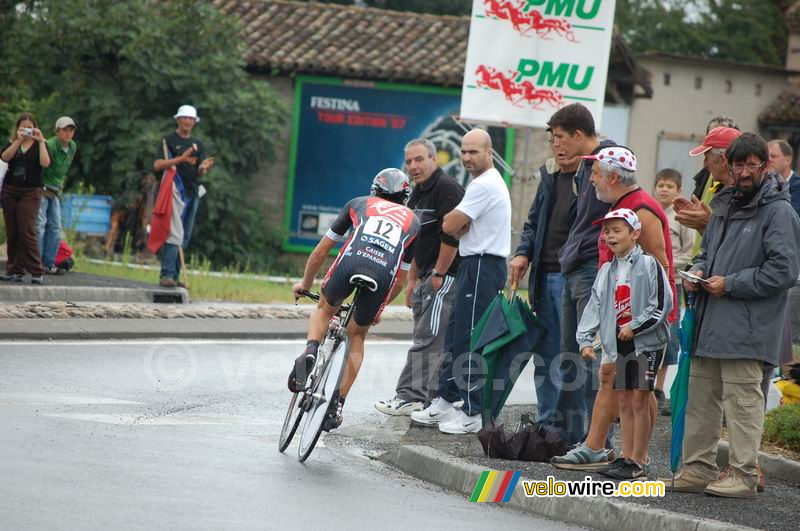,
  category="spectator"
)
[576,209,672,480]
[411,128,511,434]
[0,112,51,284]
[552,147,676,471]
[37,116,77,274]
[508,139,575,426]
[653,168,694,415]
[152,105,215,288]
[674,117,740,259]
[375,139,464,415]
[666,133,800,498]
[767,139,800,372]
[767,139,800,215]
[547,103,616,446]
